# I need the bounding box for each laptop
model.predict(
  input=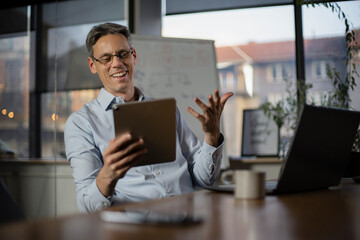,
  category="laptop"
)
[112,98,176,166]
[240,109,279,158]
[229,109,279,165]
[208,104,360,195]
